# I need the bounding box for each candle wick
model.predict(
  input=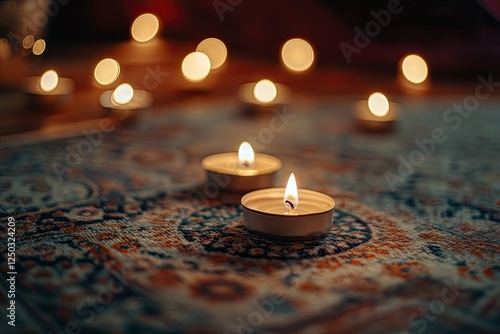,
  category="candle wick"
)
[285,200,294,210]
